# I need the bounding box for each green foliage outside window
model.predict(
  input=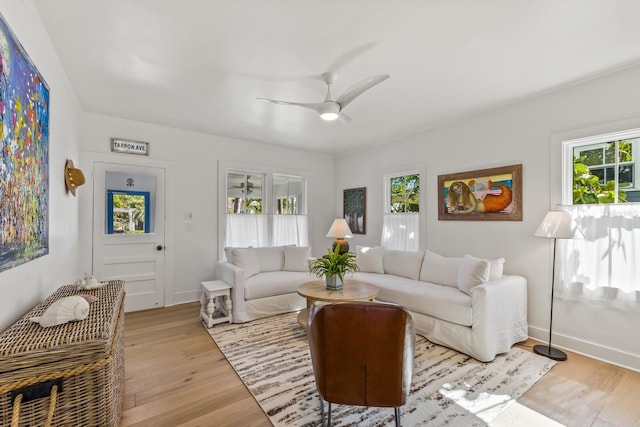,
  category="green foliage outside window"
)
[390,174,419,212]
[113,194,146,233]
[573,141,631,204]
